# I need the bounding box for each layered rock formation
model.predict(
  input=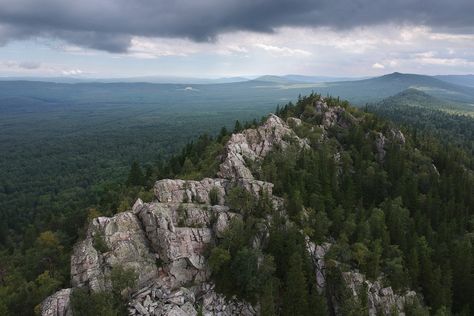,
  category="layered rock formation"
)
[42,100,416,316]
[70,211,159,292]
[218,113,308,180]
